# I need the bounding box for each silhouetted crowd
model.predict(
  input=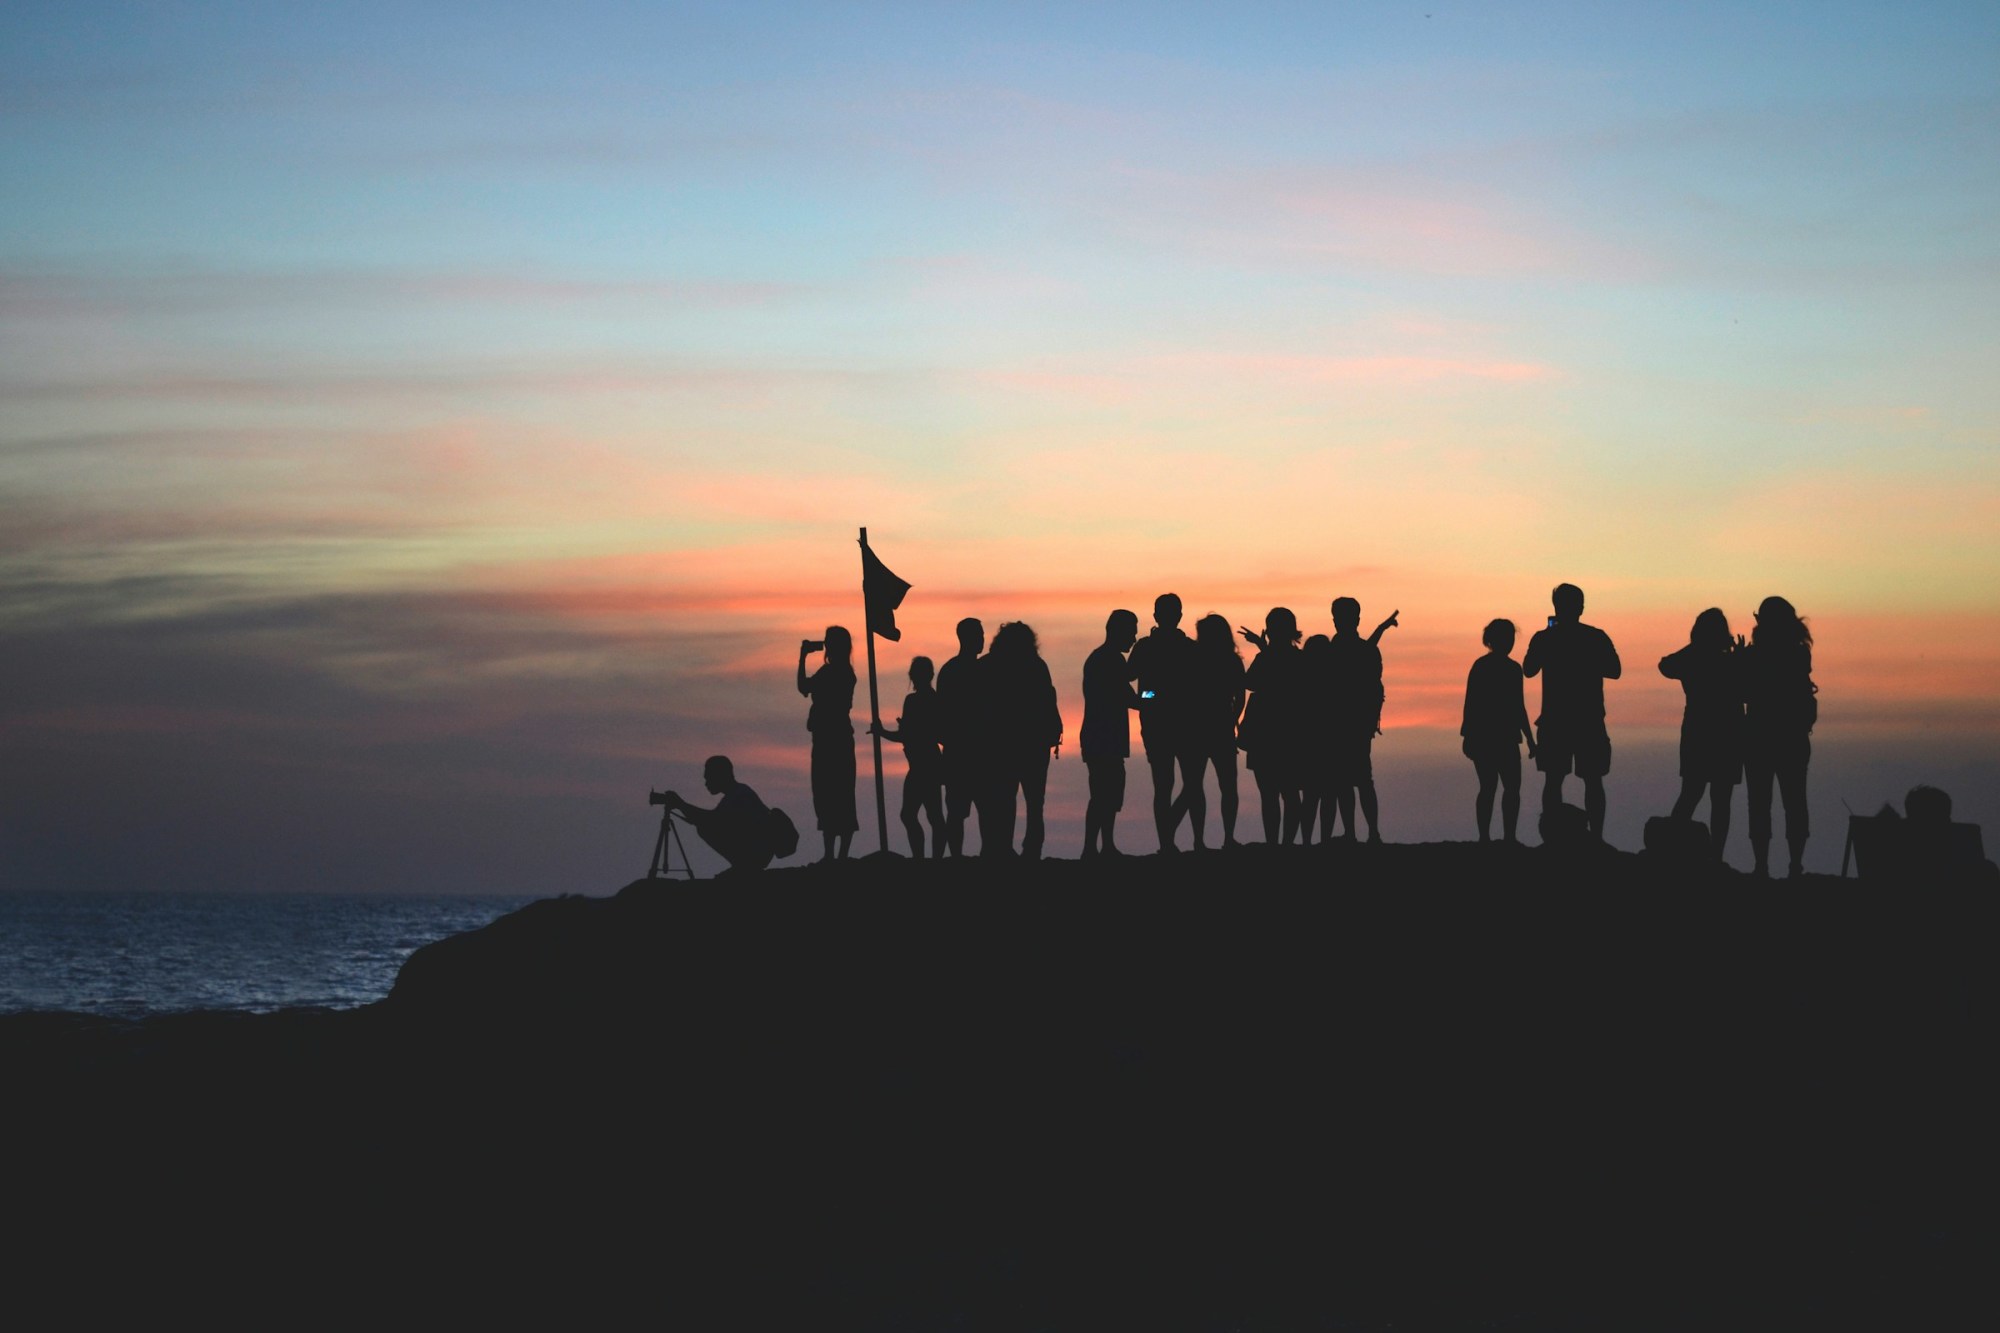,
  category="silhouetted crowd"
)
[675,583,1818,876]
